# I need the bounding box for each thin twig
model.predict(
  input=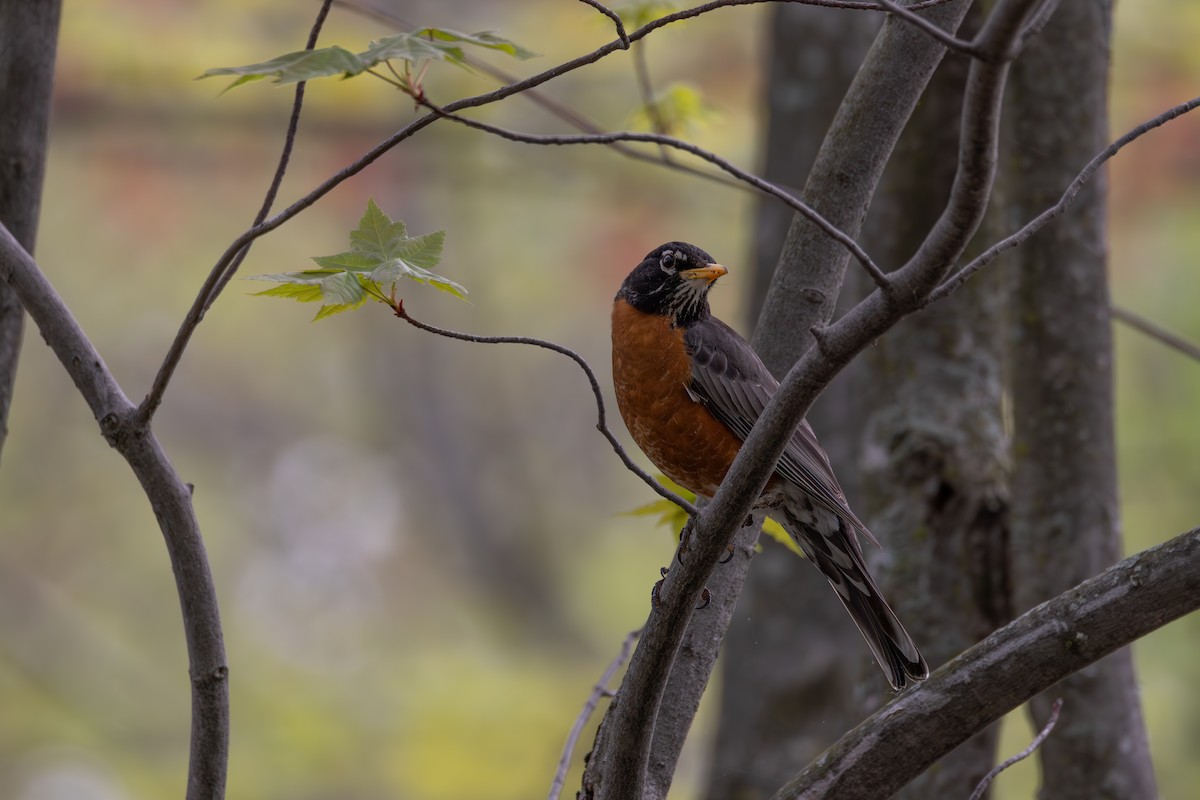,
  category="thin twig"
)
[419,100,894,292]
[335,0,752,193]
[138,0,334,424]
[930,95,1200,303]
[967,699,1064,800]
[1112,305,1200,364]
[630,40,675,163]
[149,0,957,425]
[392,300,698,516]
[873,0,984,58]
[549,629,642,800]
[577,0,630,47]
